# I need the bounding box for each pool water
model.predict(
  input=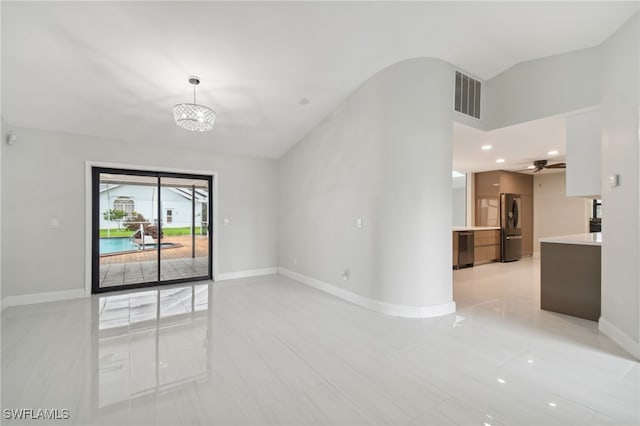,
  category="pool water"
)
[99,238,179,255]
[100,238,137,254]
